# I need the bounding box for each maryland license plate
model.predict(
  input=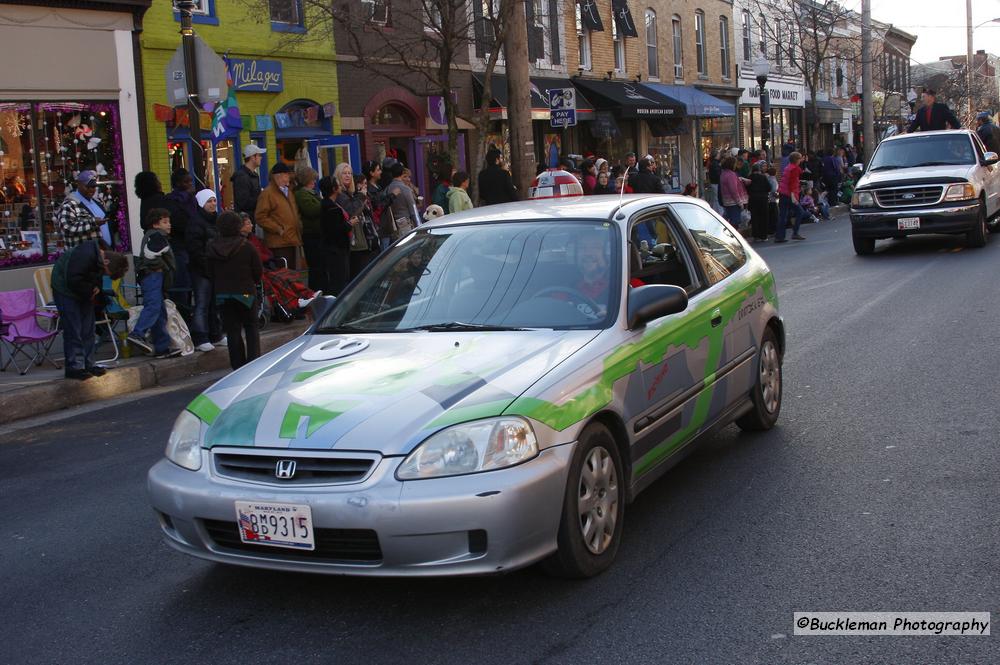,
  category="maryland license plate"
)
[897,217,920,230]
[235,501,315,550]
